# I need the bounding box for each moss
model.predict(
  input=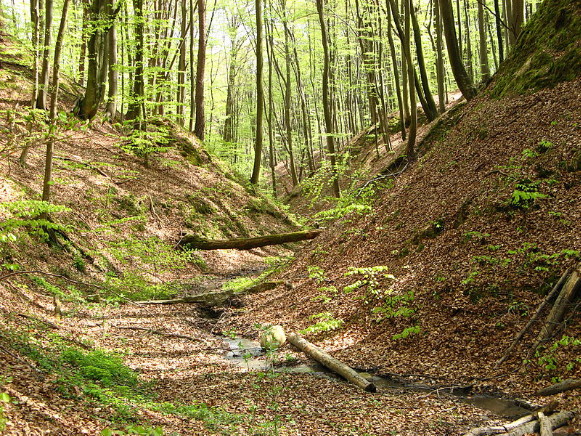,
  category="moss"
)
[490,0,581,97]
